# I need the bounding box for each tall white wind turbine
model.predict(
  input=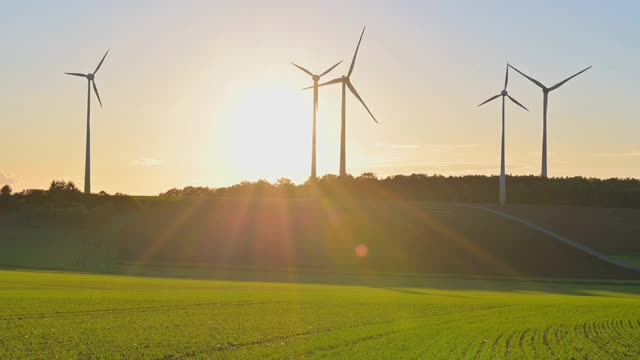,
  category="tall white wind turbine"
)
[508,64,591,178]
[312,27,379,177]
[65,50,109,194]
[291,60,343,180]
[477,64,529,206]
